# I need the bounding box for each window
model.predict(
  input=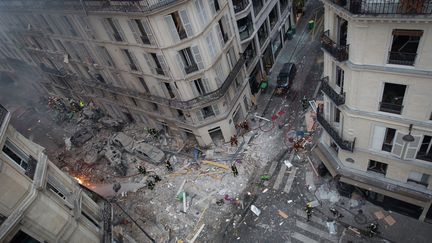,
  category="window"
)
[213,0,220,12]
[97,46,115,67]
[138,77,149,93]
[336,66,344,92]
[61,16,78,37]
[367,160,388,175]
[122,49,139,71]
[2,140,29,171]
[252,0,264,16]
[218,19,228,44]
[152,103,158,111]
[150,53,164,75]
[202,106,215,119]
[244,41,257,67]
[237,14,253,40]
[164,83,176,98]
[269,6,279,30]
[258,21,269,47]
[334,107,341,123]
[179,47,198,74]
[103,18,124,42]
[129,19,151,45]
[280,0,290,11]
[417,135,432,162]
[47,182,66,200]
[388,29,422,66]
[382,128,396,152]
[171,11,187,39]
[10,230,40,243]
[194,78,208,95]
[407,172,430,187]
[380,83,406,114]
